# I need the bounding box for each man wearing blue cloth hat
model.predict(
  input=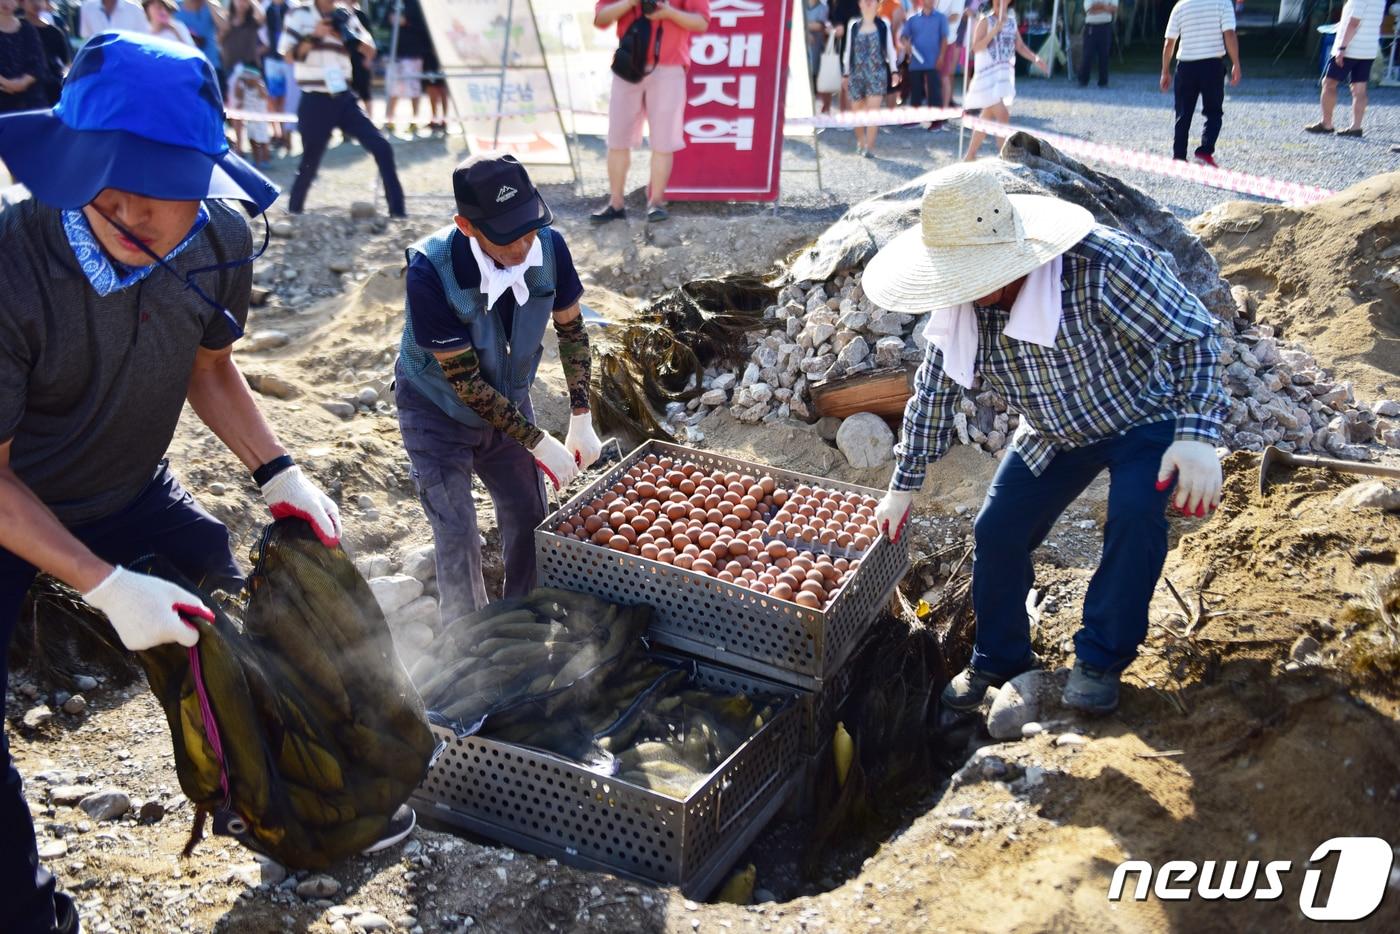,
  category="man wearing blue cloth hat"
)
[0,33,405,933]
